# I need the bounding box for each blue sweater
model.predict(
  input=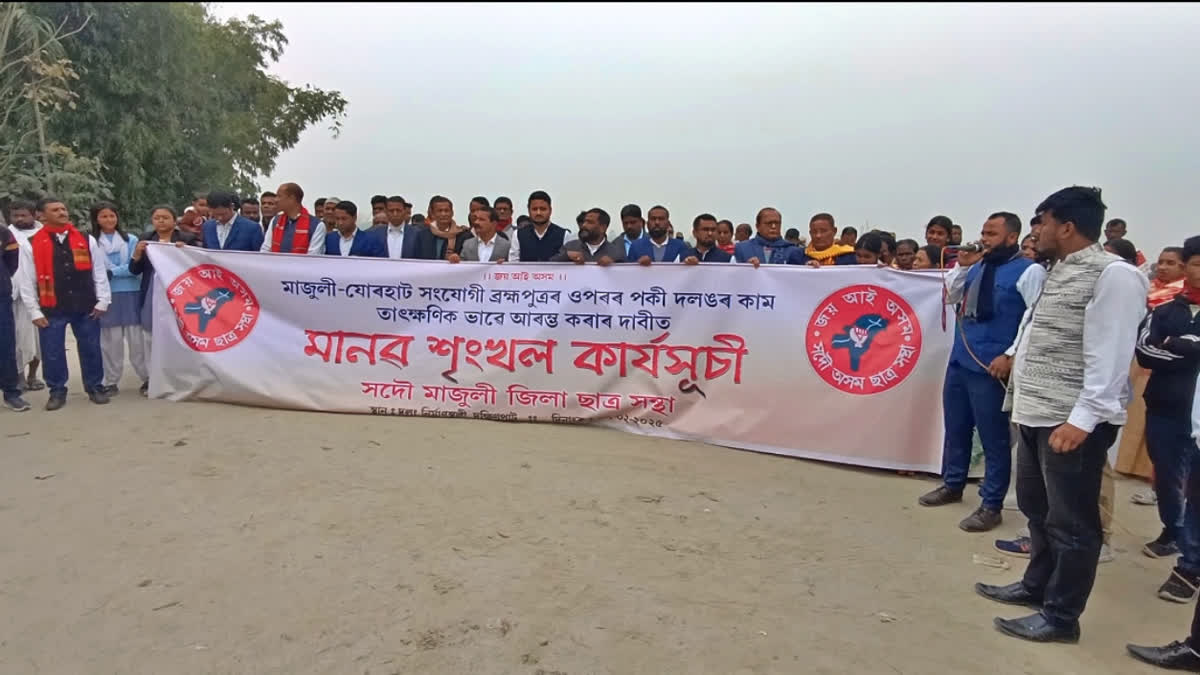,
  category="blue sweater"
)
[94,233,141,294]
